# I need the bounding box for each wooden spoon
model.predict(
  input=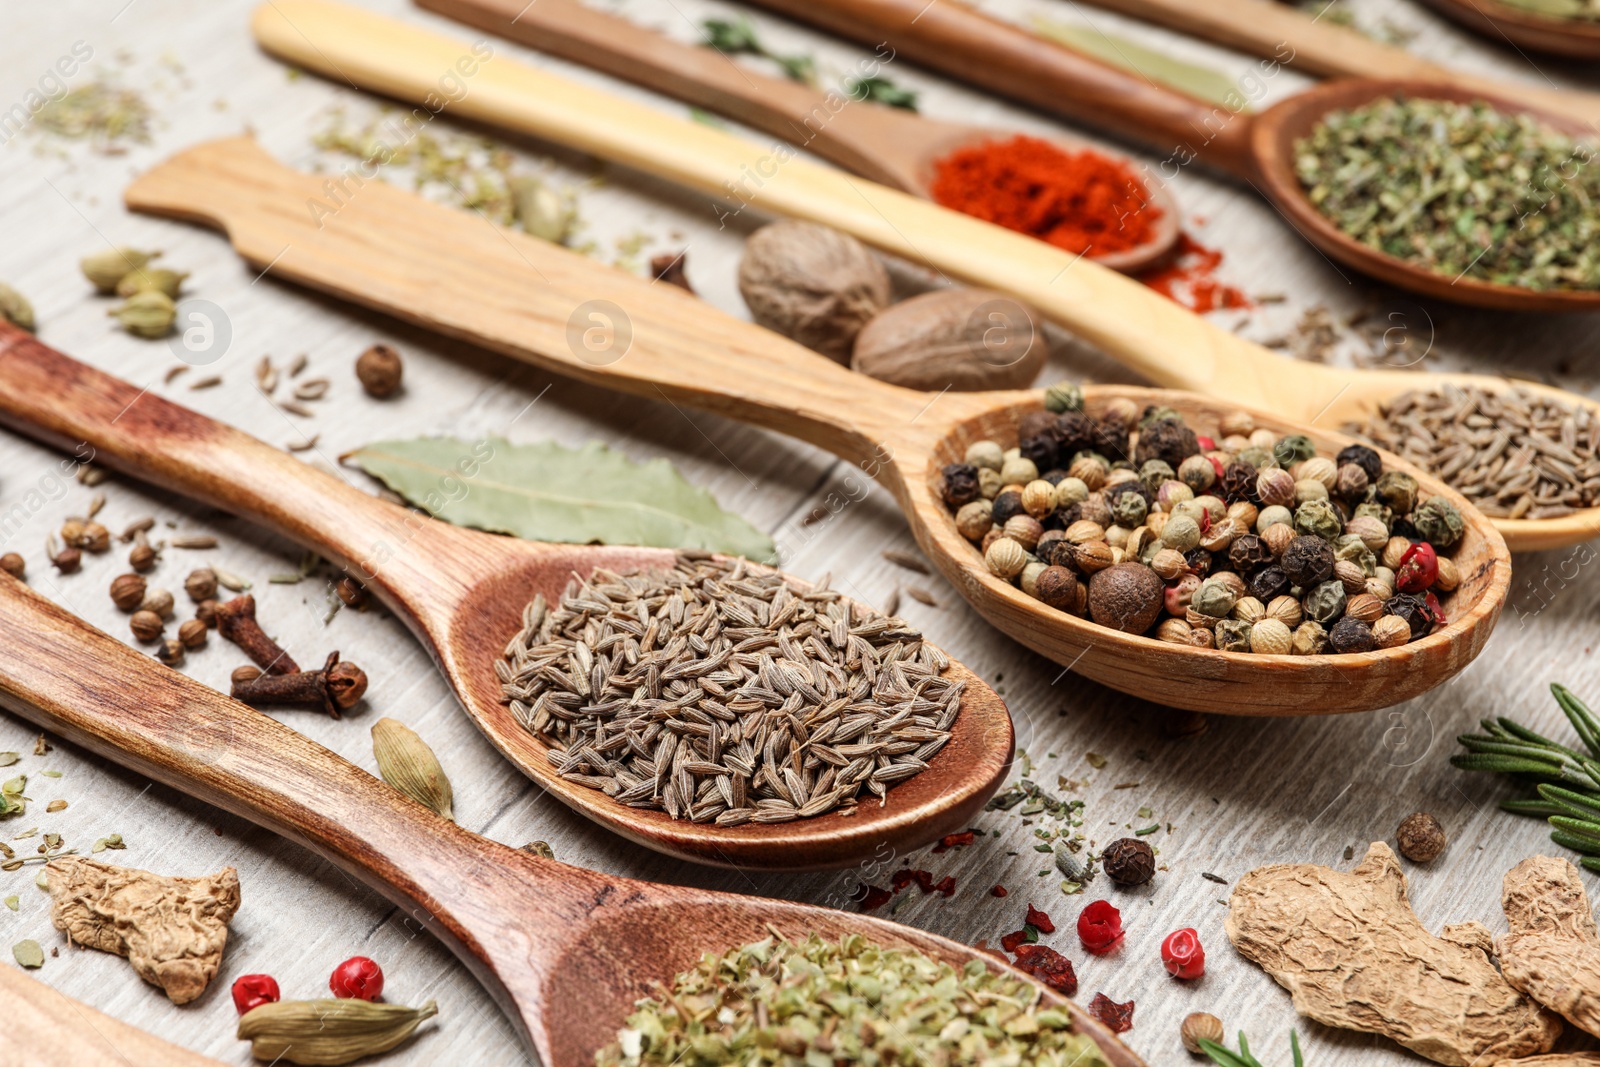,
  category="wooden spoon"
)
[246,0,1600,550]
[0,574,1144,1067]
[1066,0,1600,126]
[411,0,1179,273]
[1,967,229,1067]
[0,324,1013,870]
[1413,0,1600,60]
[122,137,1510,715]
[724,0,1600,311]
